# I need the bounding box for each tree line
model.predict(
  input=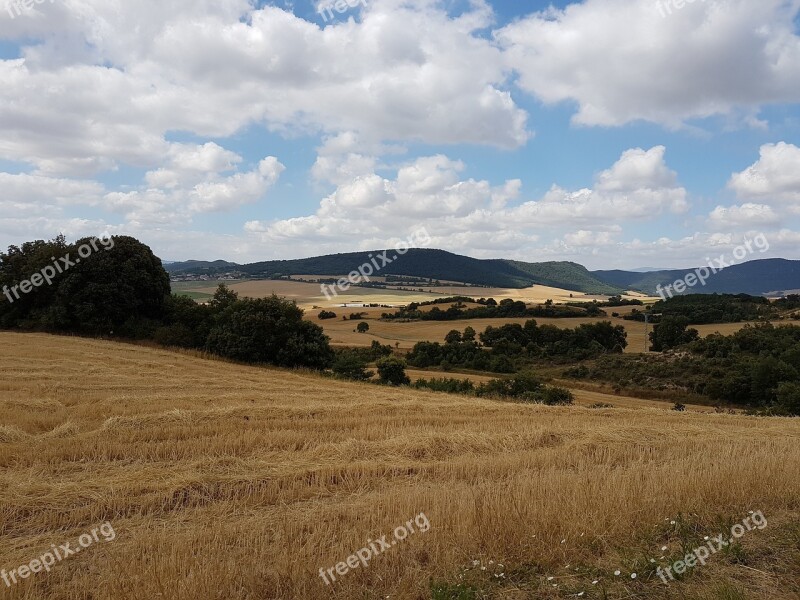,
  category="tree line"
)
[0,235,334,369]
